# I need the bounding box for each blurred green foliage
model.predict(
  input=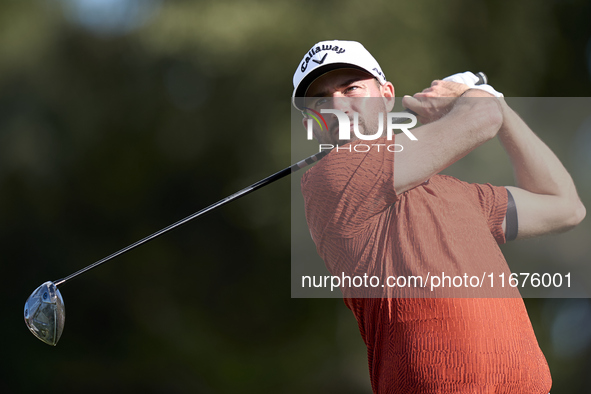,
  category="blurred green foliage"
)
[2,0,591,393]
